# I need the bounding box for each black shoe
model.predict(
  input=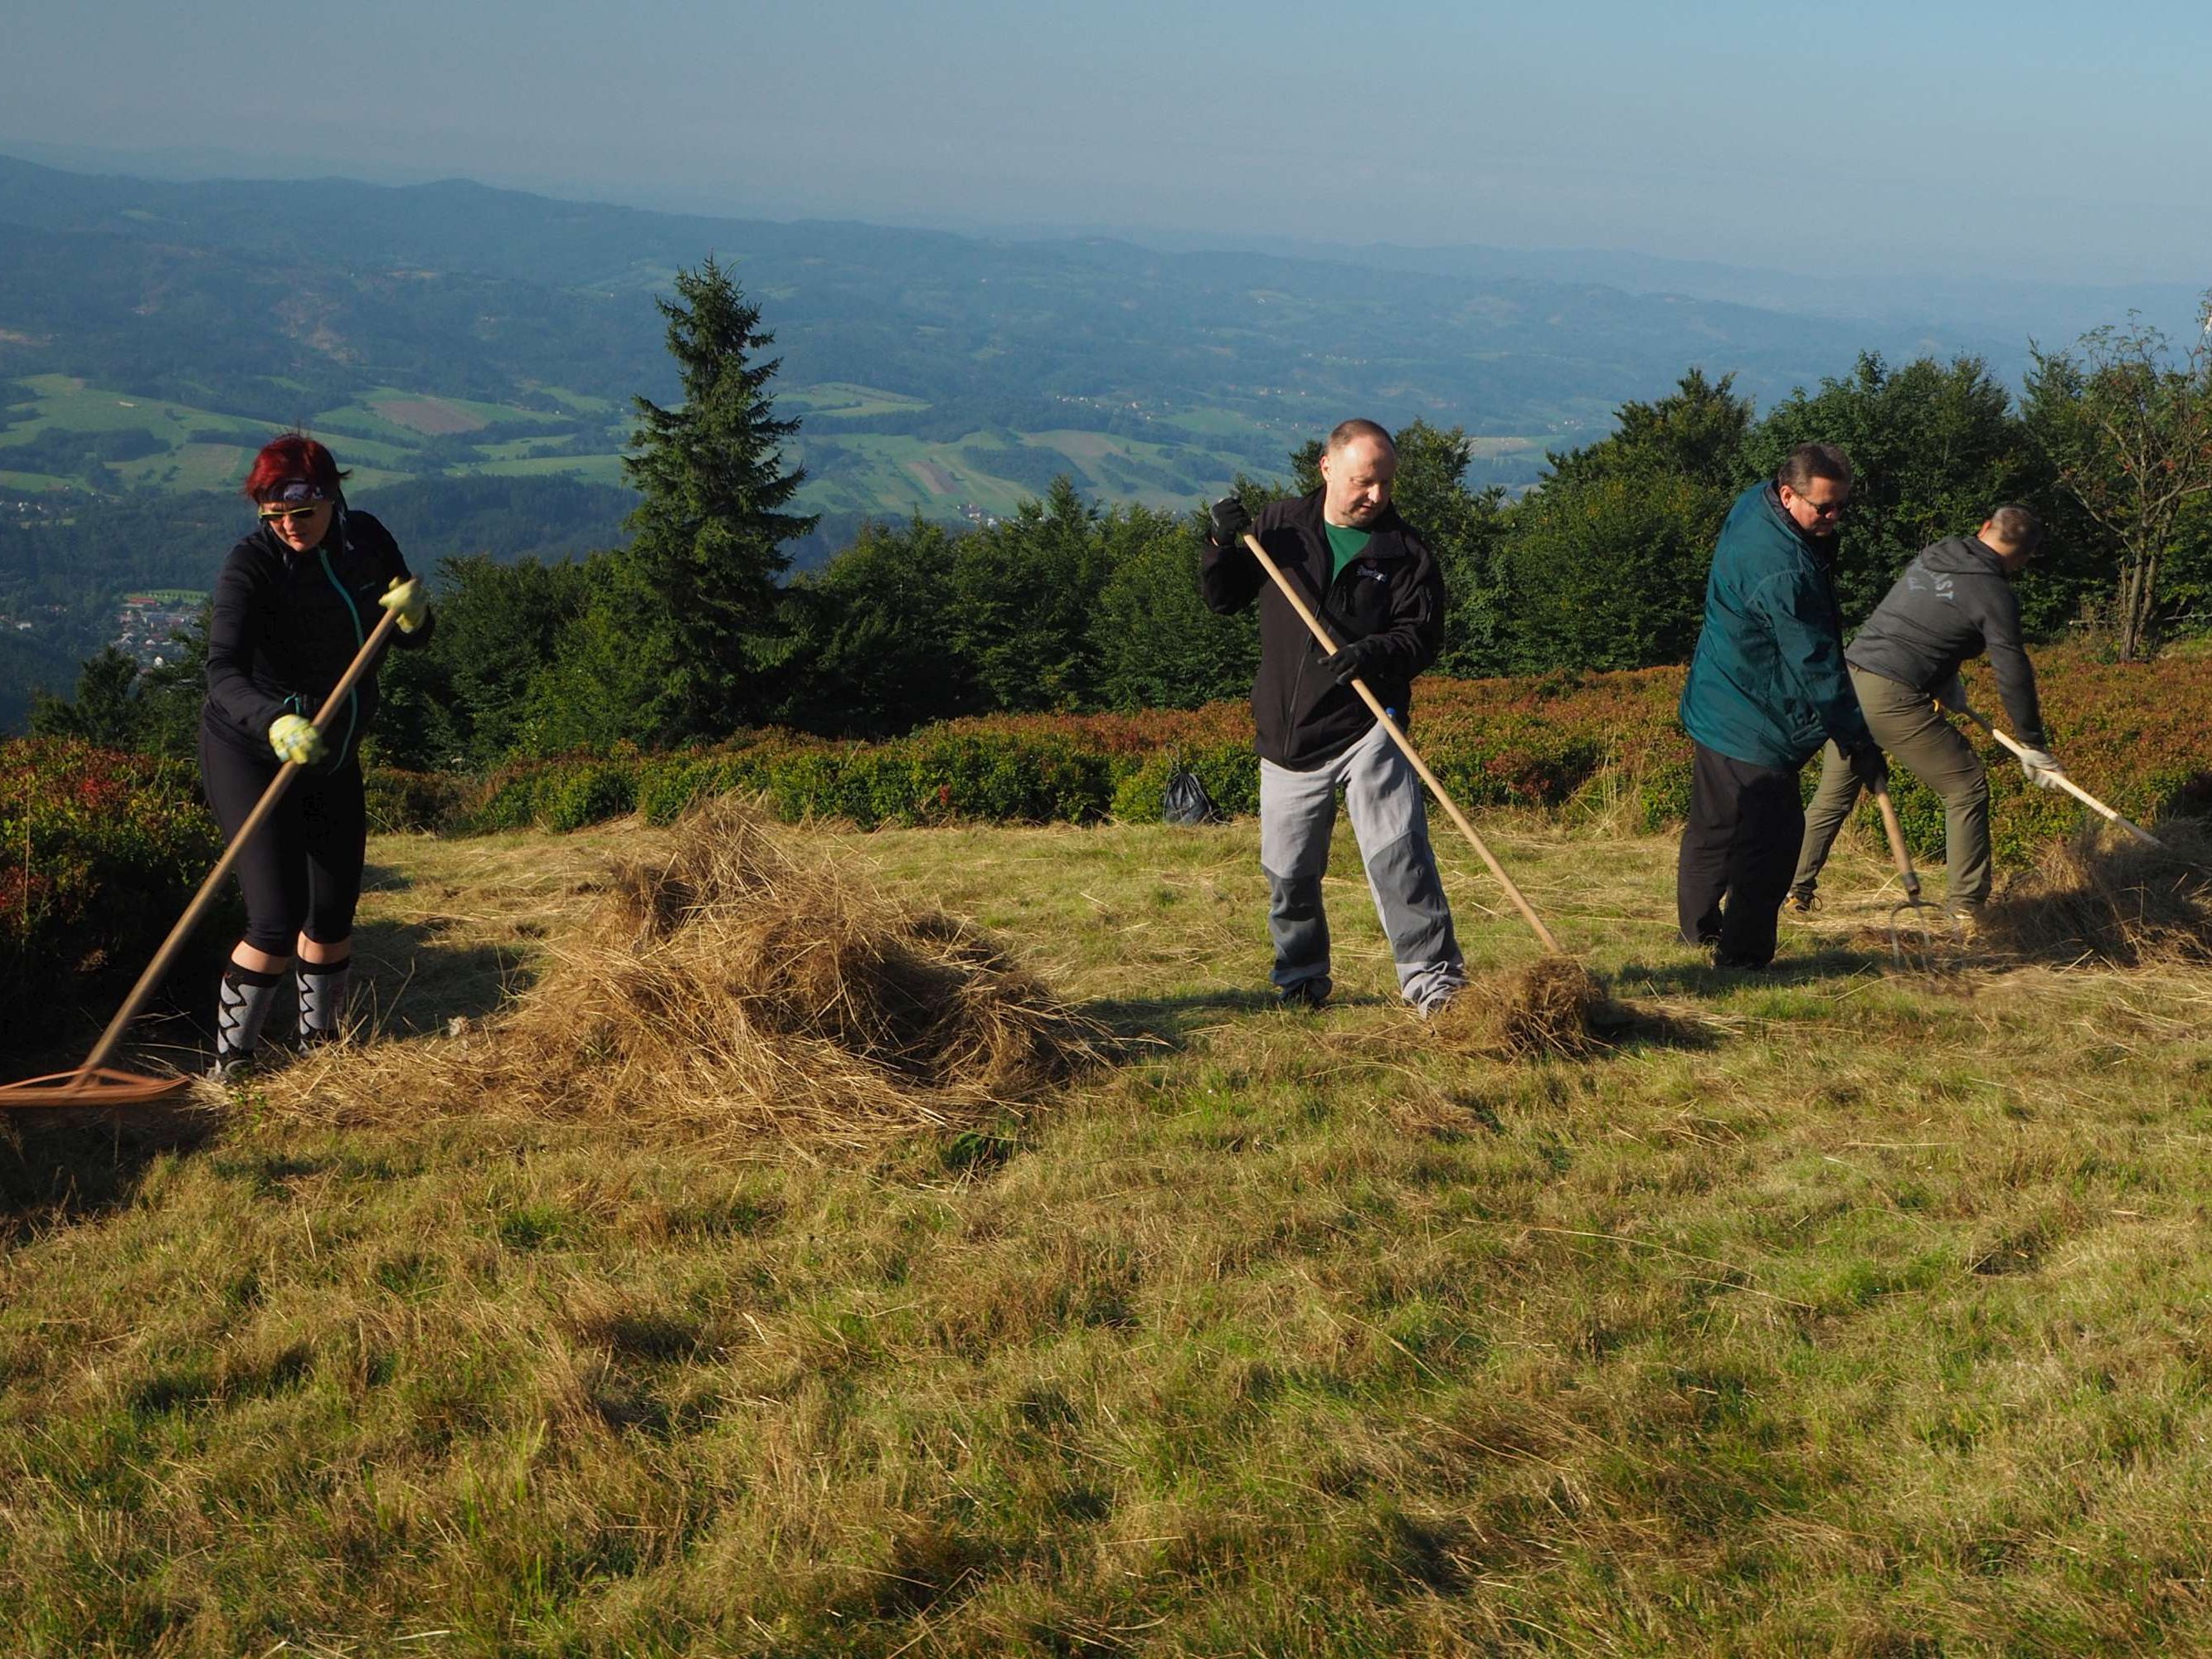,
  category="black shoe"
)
[1277,976,1332,1010]
[1710,949,1772,971]
[206,1051,260,1083]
